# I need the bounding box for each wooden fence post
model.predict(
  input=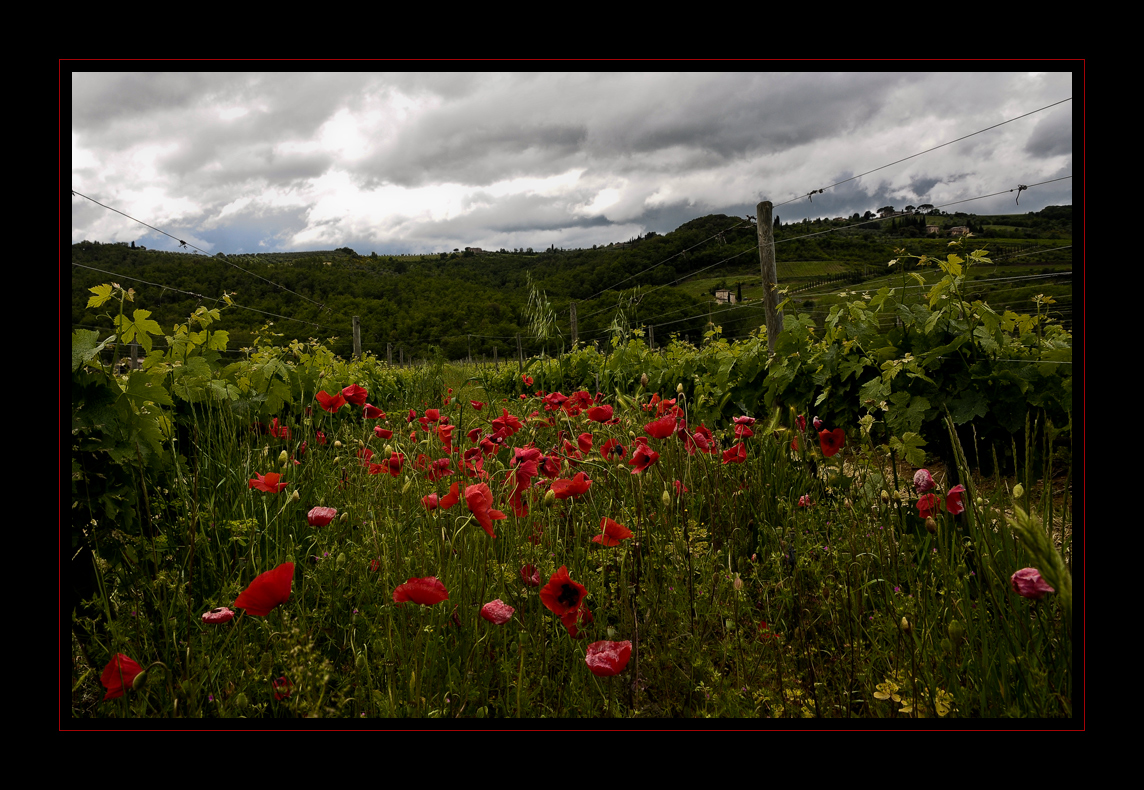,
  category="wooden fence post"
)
[570,302,578,345]
[757,200,783,355]
[352,316,361,360]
